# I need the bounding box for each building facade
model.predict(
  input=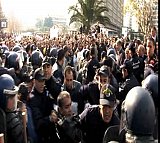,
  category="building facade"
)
[152,1,158,30]
[104,0,124,35]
